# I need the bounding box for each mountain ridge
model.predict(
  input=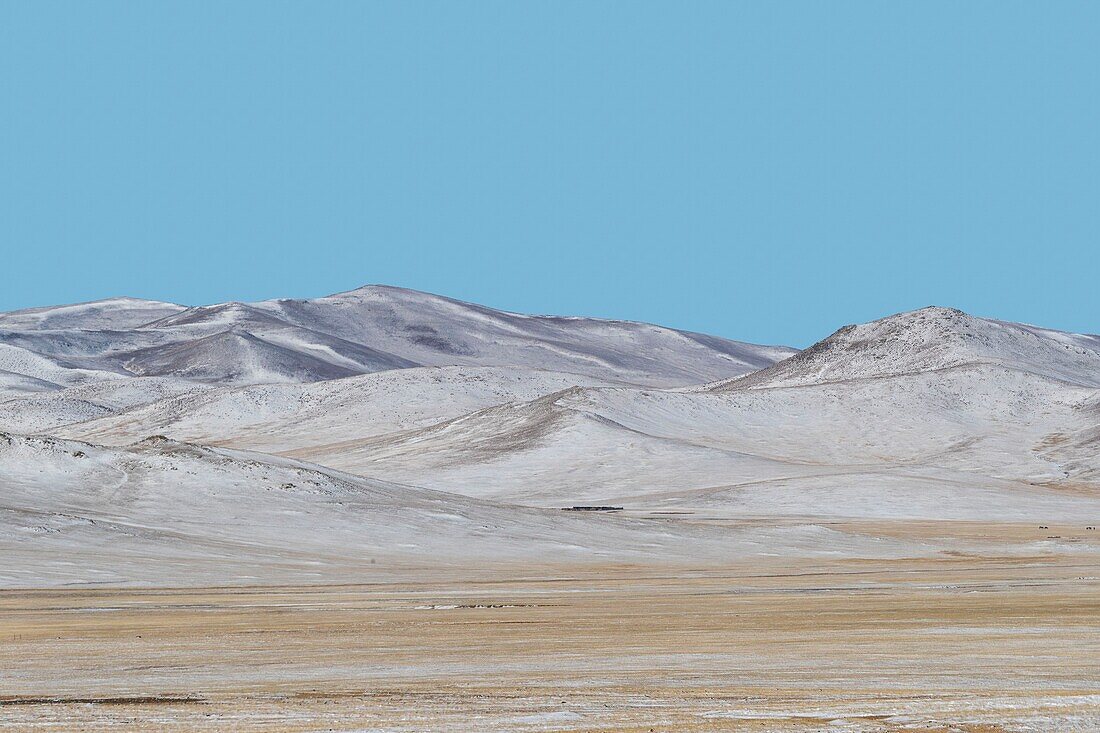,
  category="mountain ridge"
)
[0,285,795,392]
[1,294,1099,588]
